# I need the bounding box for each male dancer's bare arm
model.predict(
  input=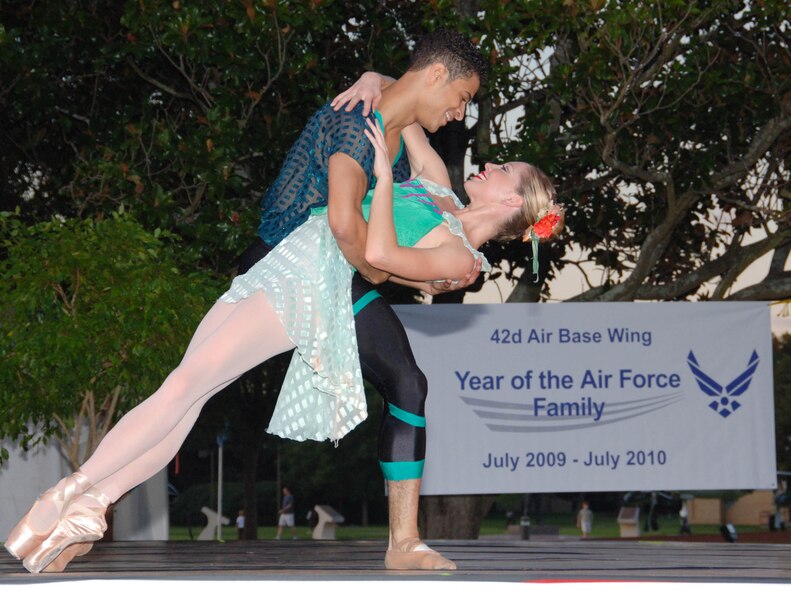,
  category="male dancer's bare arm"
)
[331,72,481,291]
[327,152,390,284]
[364,120,474,282]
